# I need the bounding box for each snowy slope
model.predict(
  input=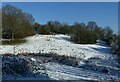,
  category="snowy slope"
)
[1,34,120,81]
[2,54,120,81]
[45,62,119,80]
[0,34,113,59]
